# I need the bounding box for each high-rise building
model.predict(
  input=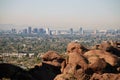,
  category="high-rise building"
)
[79,27,83,35]
[70,28,73,35]
[46,28,51,35]
[39,28,45,35]
[23,29,27,34]
[55,30,60,35]
[28,27,32,34]
[33,28,38,34]
[11,28,16,34]
[93,30,98,34]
